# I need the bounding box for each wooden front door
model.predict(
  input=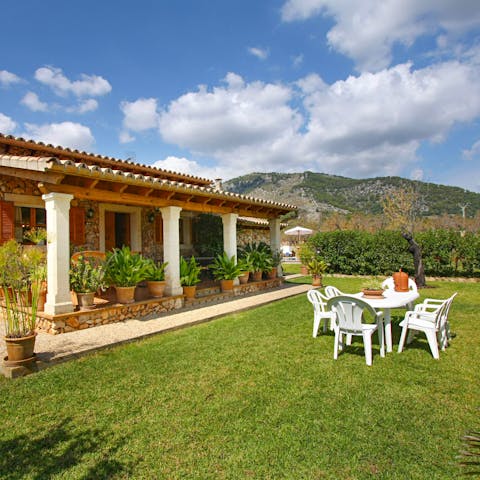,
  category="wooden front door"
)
[105,211,131,250]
